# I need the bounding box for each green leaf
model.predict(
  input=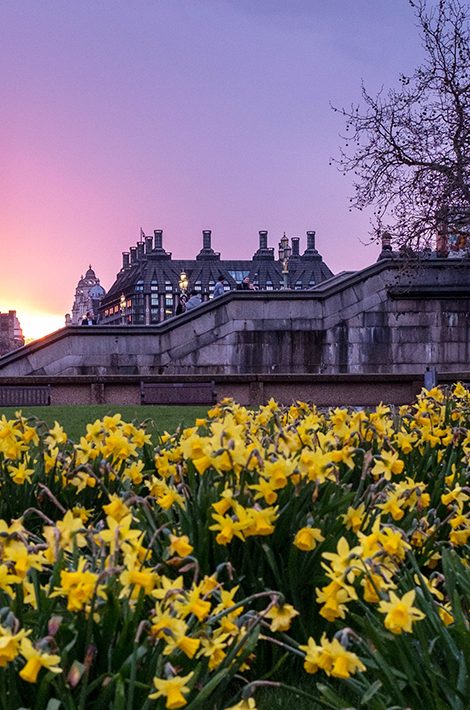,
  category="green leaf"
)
[360,679,383,705]
[184,668,230,710]
[113,676,126,710]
